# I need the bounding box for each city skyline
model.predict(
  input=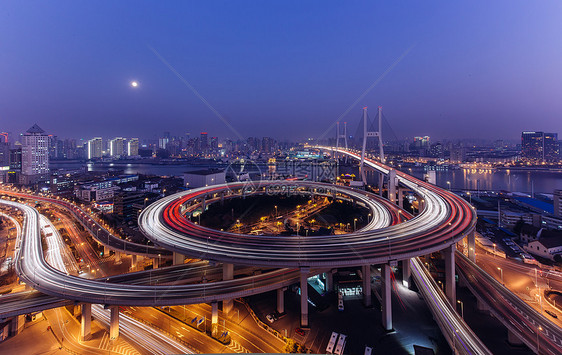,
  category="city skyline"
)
[2,1,562,140]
